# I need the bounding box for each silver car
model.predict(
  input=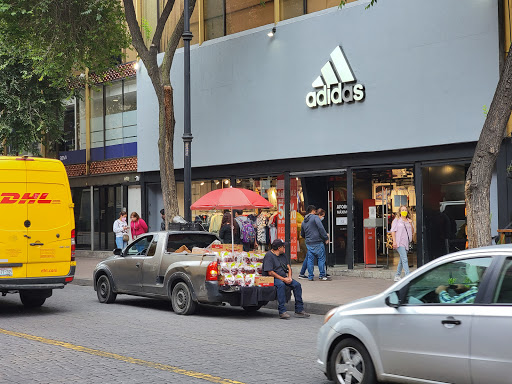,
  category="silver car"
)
[317,245,512,384]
